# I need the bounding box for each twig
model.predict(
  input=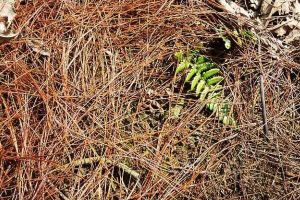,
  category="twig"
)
[57,156,140,180]
[276,137,287,194]
[260,74,269,139]
[258,38,269,140]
